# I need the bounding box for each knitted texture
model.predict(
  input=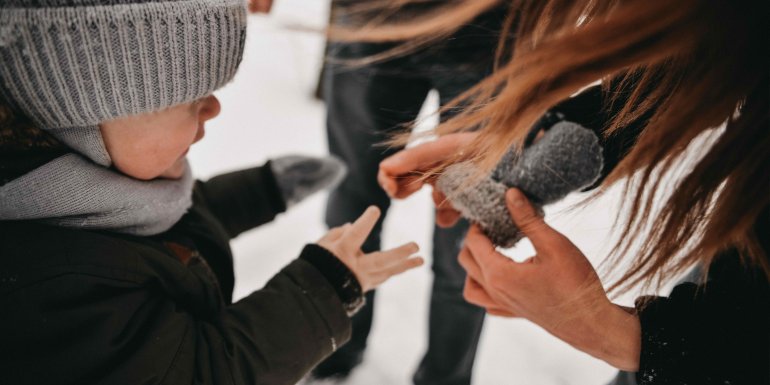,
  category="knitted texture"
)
[270,155,348,208]
[0,0,247,164]
[437,121,603,247]
[0,153,193,235]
